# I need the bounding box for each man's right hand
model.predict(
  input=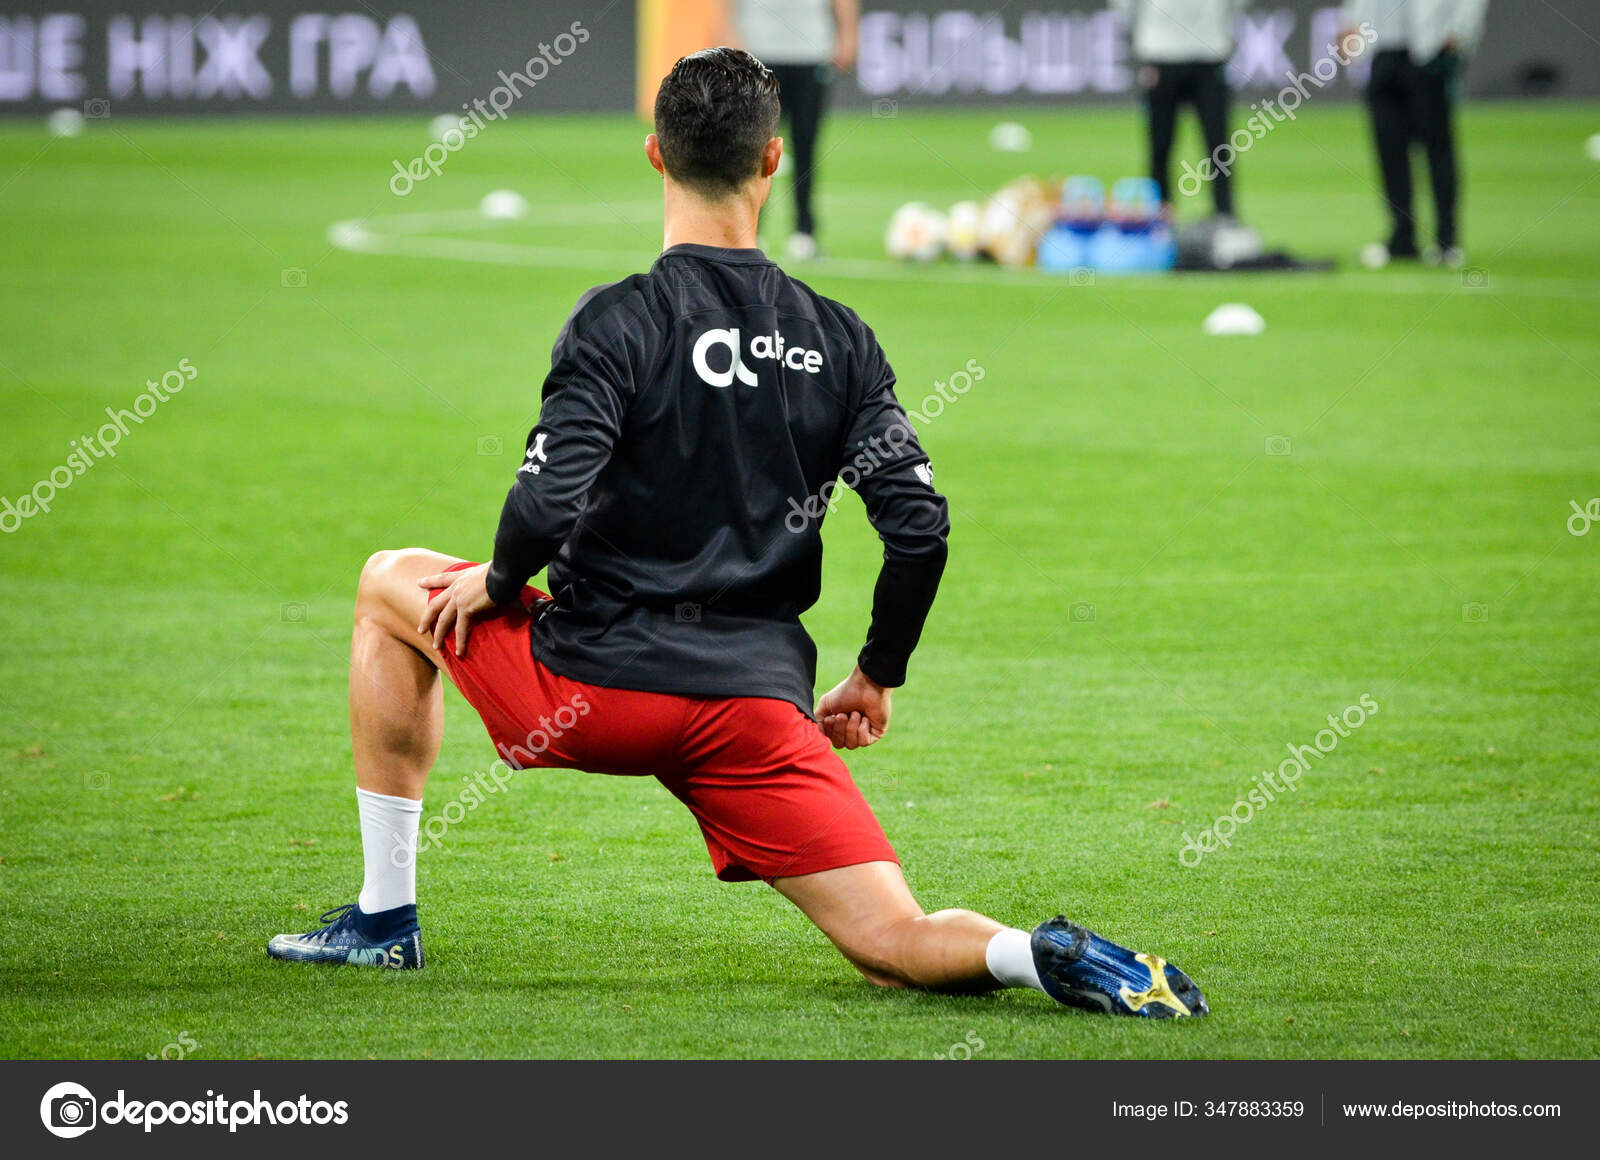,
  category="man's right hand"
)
[816,665,892,749]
